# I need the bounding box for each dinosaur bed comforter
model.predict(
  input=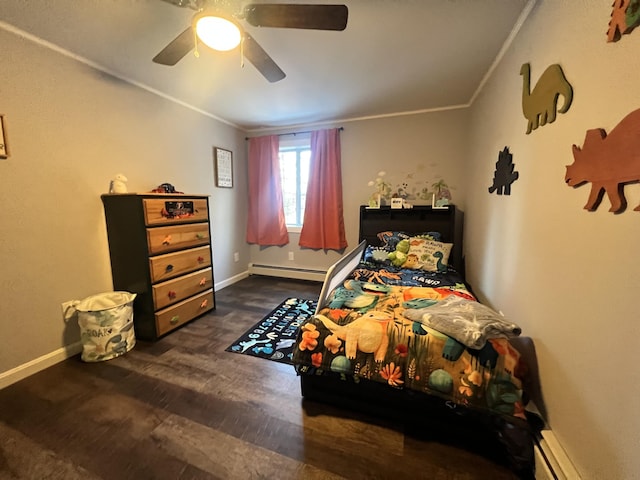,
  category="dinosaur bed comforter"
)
[292,261,529,422]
